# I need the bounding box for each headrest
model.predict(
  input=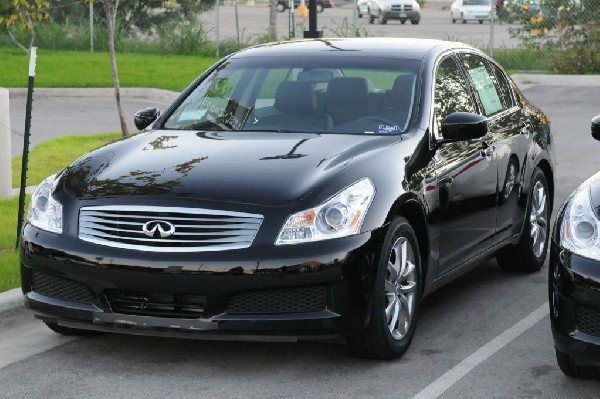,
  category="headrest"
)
[326,77,370,103]
[274,81,317,114]
[392,74,416,96]
[298,69,334,83]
